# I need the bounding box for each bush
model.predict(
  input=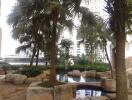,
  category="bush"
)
[56,63,110,72]
[19,66,43,77]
